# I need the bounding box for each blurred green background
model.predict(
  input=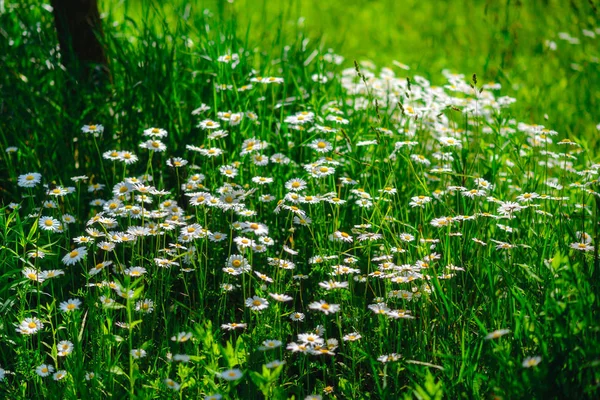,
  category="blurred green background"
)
[102,0,600,145]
